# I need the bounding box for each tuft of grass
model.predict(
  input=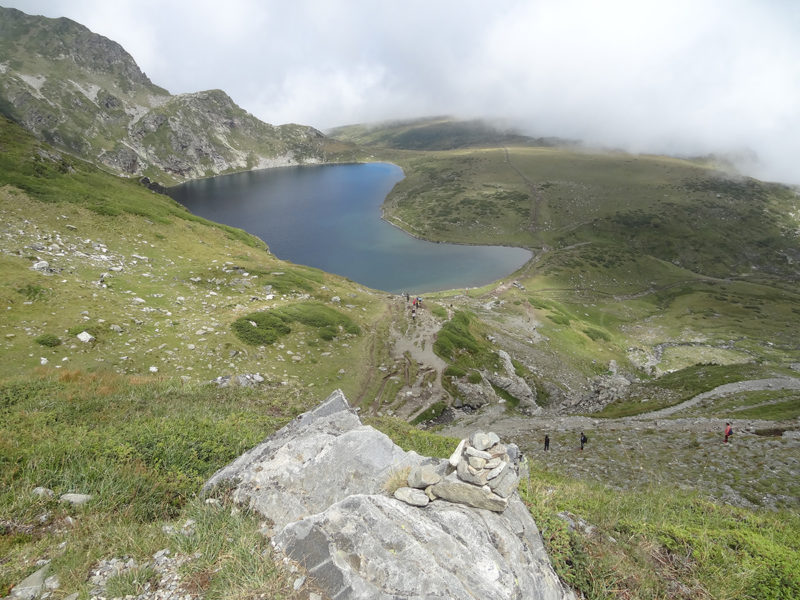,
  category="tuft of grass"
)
[105,565,159,598]
[34,333,61,347]
[381,466,412,495]
[231,311,291,346]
